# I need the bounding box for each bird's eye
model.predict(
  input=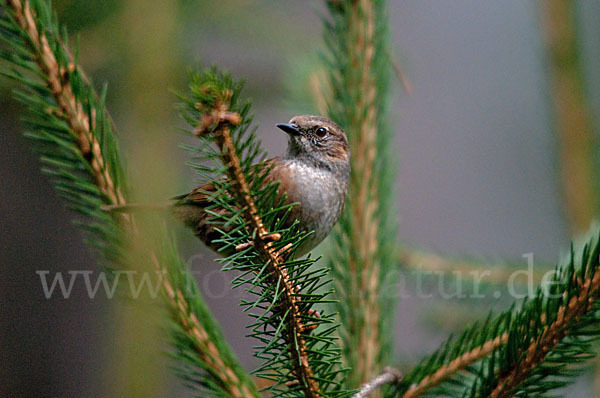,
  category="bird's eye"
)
[315,127,328,138]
